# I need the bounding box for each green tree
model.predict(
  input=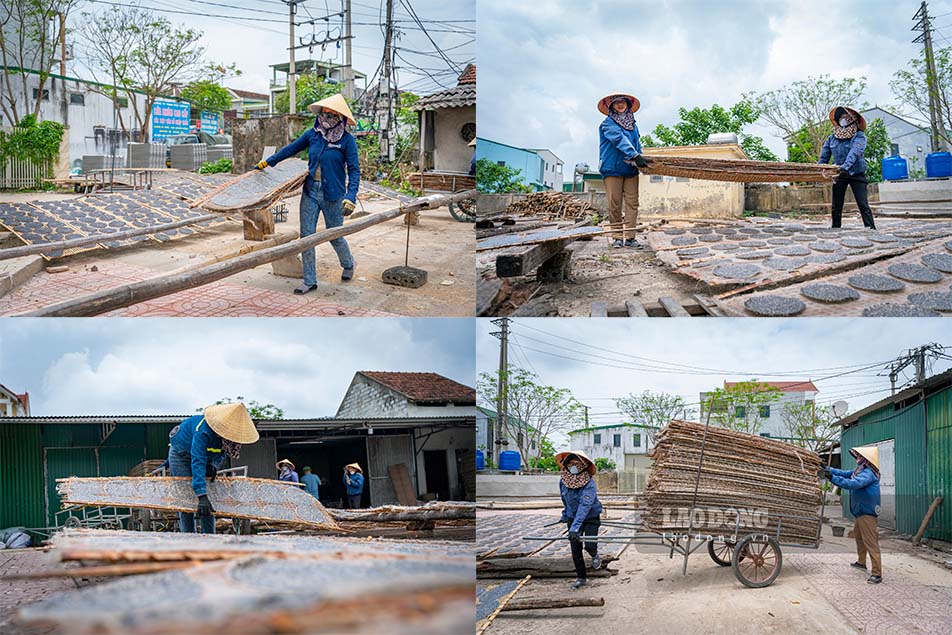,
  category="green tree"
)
[780,402,838,453]
[641,101,778,161]
[863,118,891,183]
[614,390,694,445]
[747,75,868,162]
[200,397,284,420]
[477,366,584,466]
[891,46,952,149]
[528,437,558,471]
[0,114,64,186]
[594,457,616,471]
[701,380,782,435]
[274,74,343,115]
[180,79,232,115]
[476,158,531,193]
